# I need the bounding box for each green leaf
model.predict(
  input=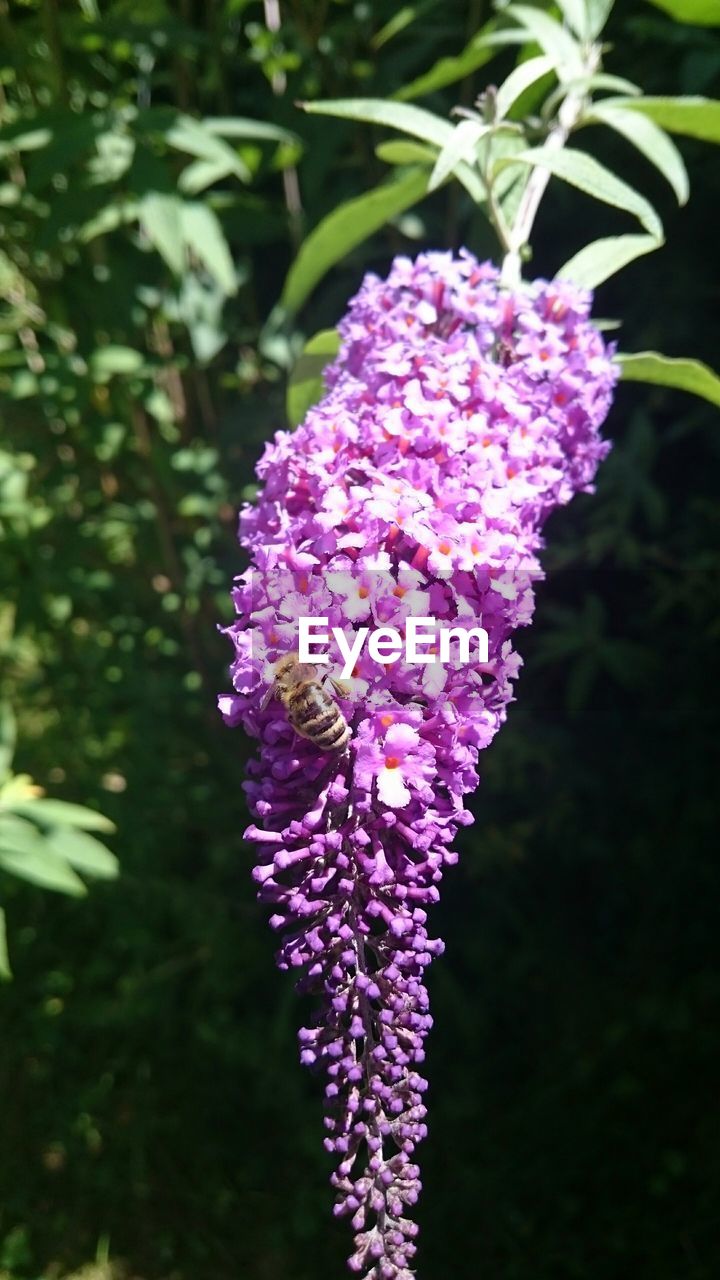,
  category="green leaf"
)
[609,96,720,143]
[391,21,501,101]
[586,104,689,204]
[586,0,615,38]
[372,2,438,49]
[0,704,16,783]
[505,146,663,239]
[0,906,10,981]
[139,193,185,275]
[178,159,237,195]
[0,843,87,897]
[428,119,488,192]
[558,234,661,287]
[165,115,250,183]
[180,203,237,295]
[495,55,555,121]
[301,98,457,152]
[45,828,119,880]
[6,799,116,833]
[504,5,583,79]
[203,117,298,144]
[279,168,430,316]
[615,352,720,407]
[643,0,720,25]
[376,140,439,166]
[300,99,484,201]
[554,0,590,39]
[286,329,341,428]
[89,345,144,376]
